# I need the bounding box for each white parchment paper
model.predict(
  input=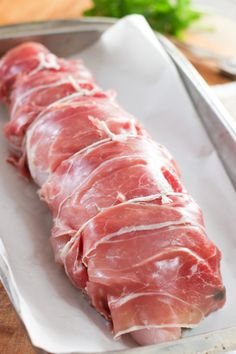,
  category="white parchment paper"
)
[0,15,236,354]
